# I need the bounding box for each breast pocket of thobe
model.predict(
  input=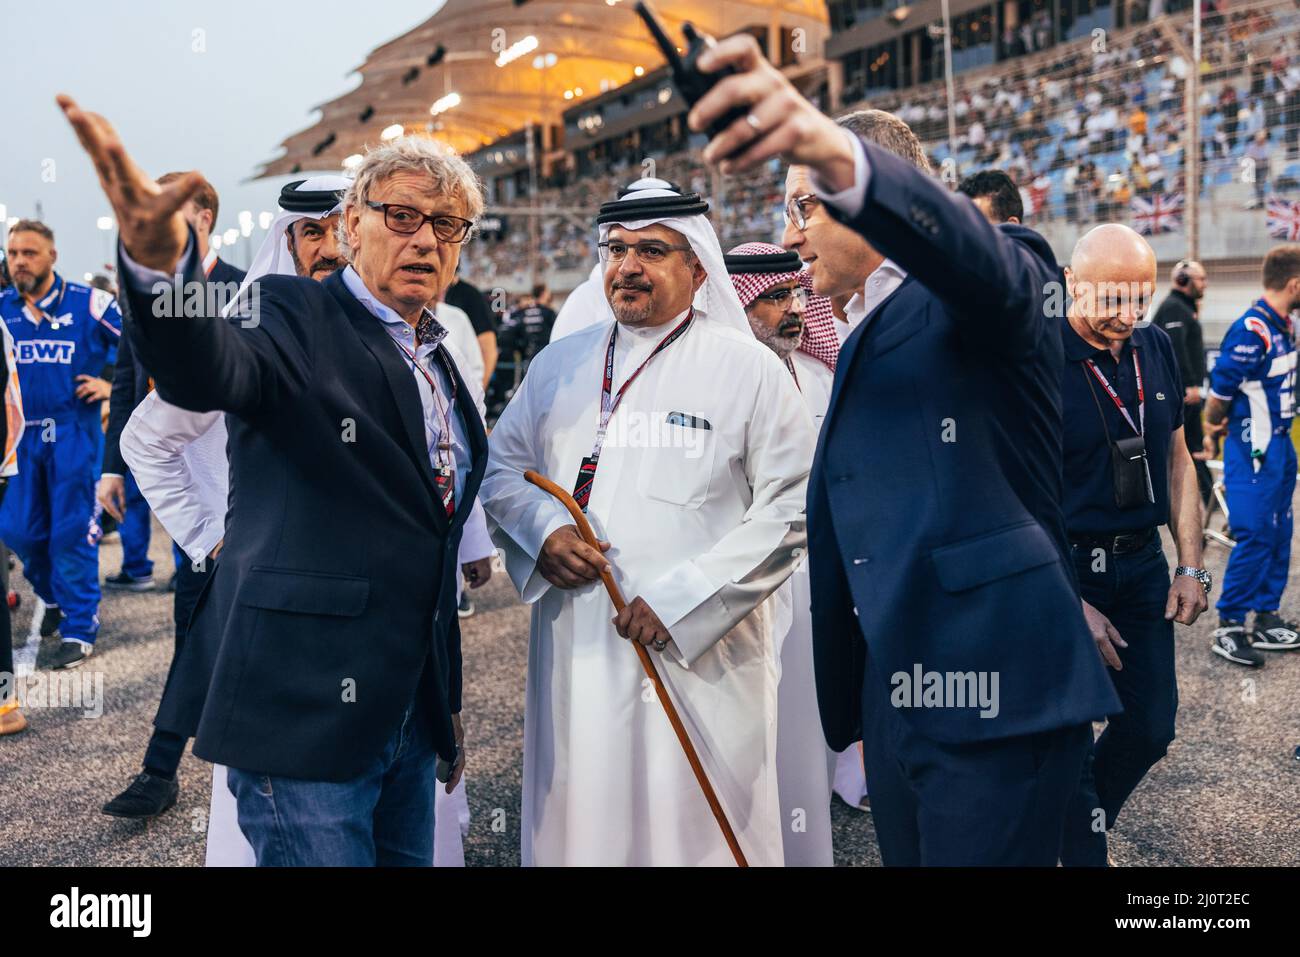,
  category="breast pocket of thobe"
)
[634,414,719,510]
